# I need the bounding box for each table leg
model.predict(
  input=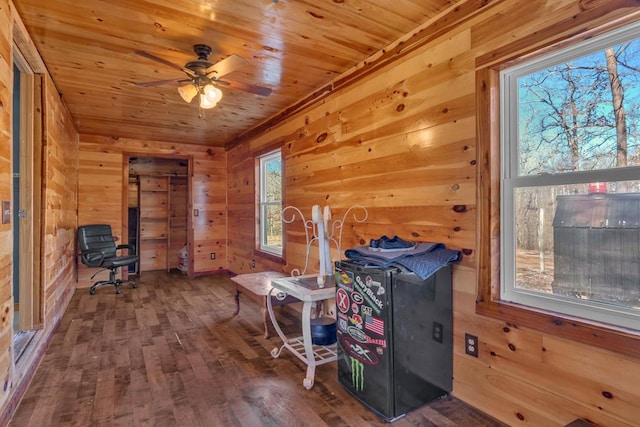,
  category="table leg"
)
[261,298,270,339]
[315,301,323,317]
[301,301,316,389]
[268,288,288,358]
[233,288,240,315]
